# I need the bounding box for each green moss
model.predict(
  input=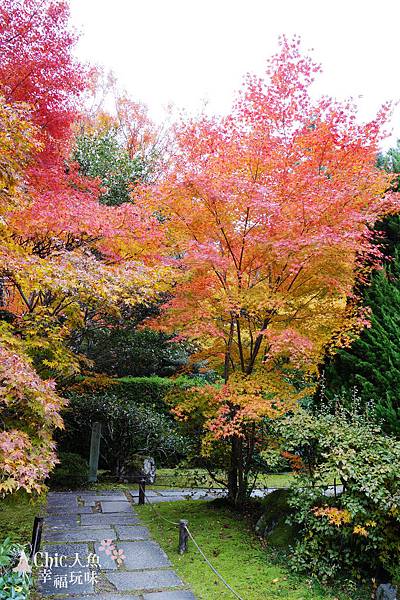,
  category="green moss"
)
[256,489,296,548]
[267,520,297,548]
[0,492,46,544]
[137,500,364,600]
